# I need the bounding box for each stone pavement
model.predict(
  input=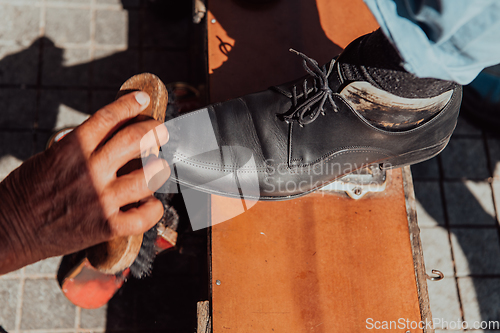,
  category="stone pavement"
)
[413,117,500,332]
[0,0,499,332]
